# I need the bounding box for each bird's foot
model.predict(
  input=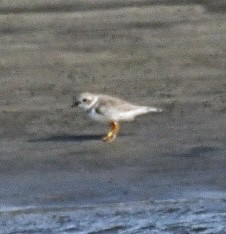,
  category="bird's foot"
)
[102,132,116,142]
[102,122,120,143]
